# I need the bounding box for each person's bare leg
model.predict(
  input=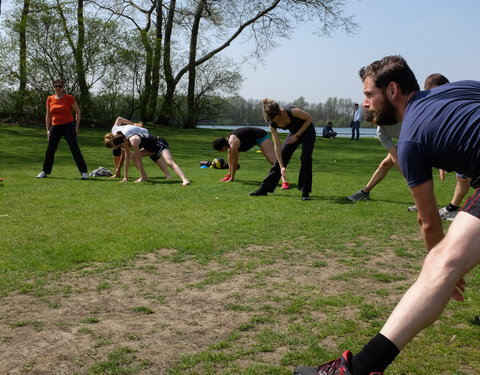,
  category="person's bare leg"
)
[155,158,172,179]
[161,149,190,185]
[260,139,288,184]
[380,211,480,349]
[451,176,471,207]
[363,153,395,192]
